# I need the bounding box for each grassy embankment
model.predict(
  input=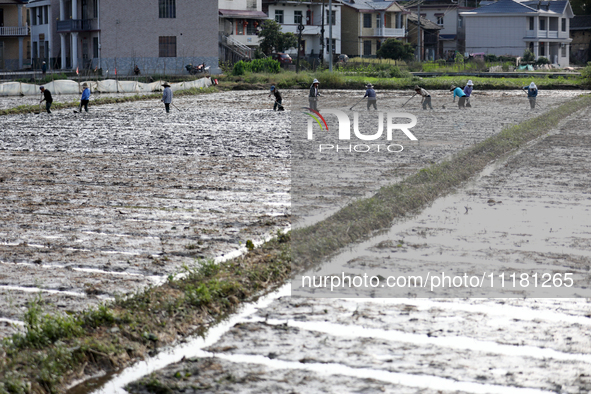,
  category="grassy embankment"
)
[217,69,585,91]
[0,233,290,394]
